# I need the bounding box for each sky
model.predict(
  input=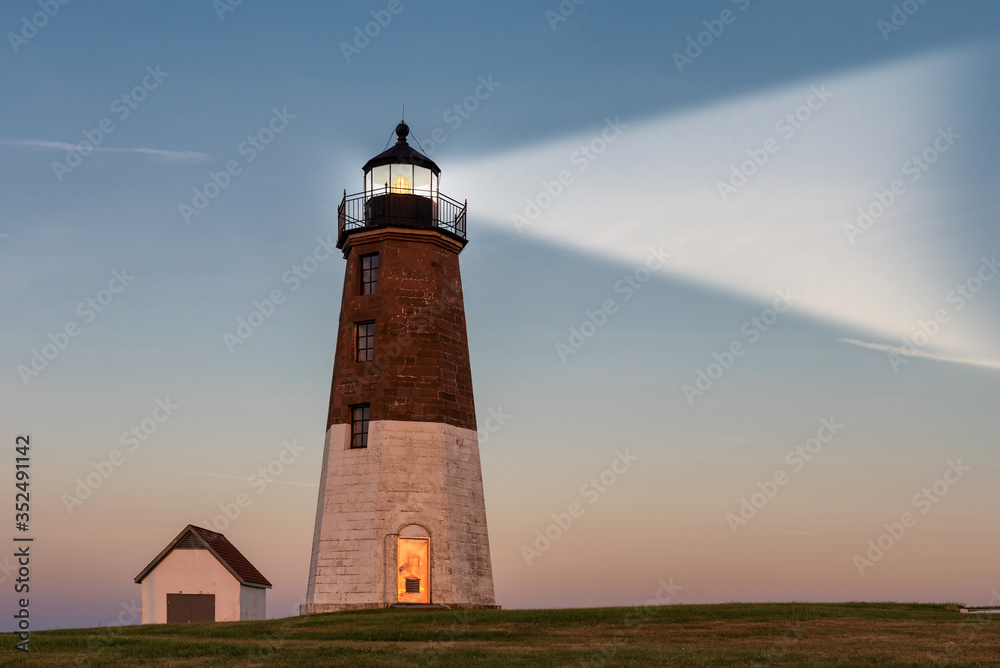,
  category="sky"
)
[1,0,999,631]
